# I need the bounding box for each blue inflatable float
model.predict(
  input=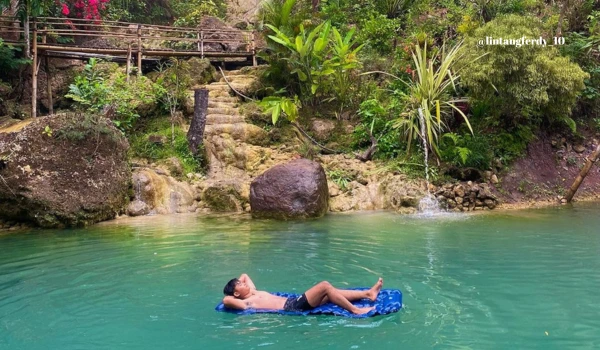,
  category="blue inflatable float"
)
[215,288,402,318]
